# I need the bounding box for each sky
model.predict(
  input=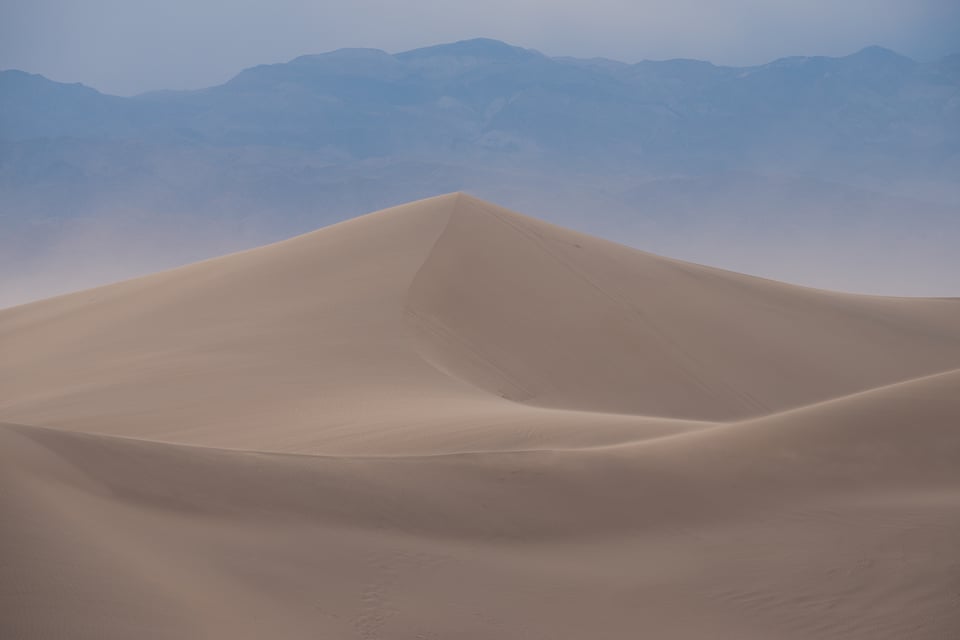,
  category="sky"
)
[1,0,959,95]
